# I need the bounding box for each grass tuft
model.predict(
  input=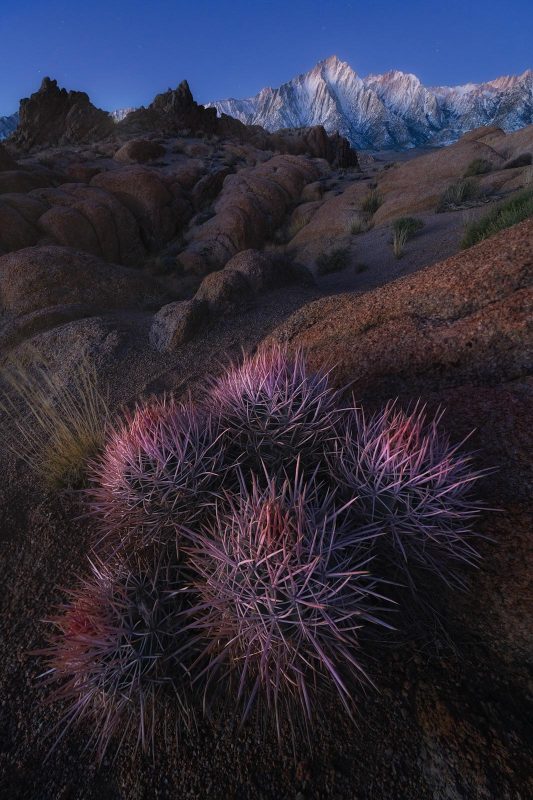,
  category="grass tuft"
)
[437,179,481,212]
[391,217,424,259]
[463,158,492,177]
[350,216,372,235]
[361,189,383,215]
[0,351,110,489]
[461,189,533,248]
[316,247,350,275]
